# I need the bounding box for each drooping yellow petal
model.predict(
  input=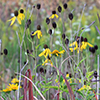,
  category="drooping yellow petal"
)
[87,42,93,47]
[8,16,16,26]
[55,14,59,18]
[39,48,51,58]
[17,16,21,24]
[37,30,42,39]
[66,74,69,78]
[31,30,38,36]
[59,50,65,54]
[42,59,48,66]
[18,13,25,20]
[69,41,76,46]
[69,48,73,52]
[39,51,45,57]
[49,14,55,19]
